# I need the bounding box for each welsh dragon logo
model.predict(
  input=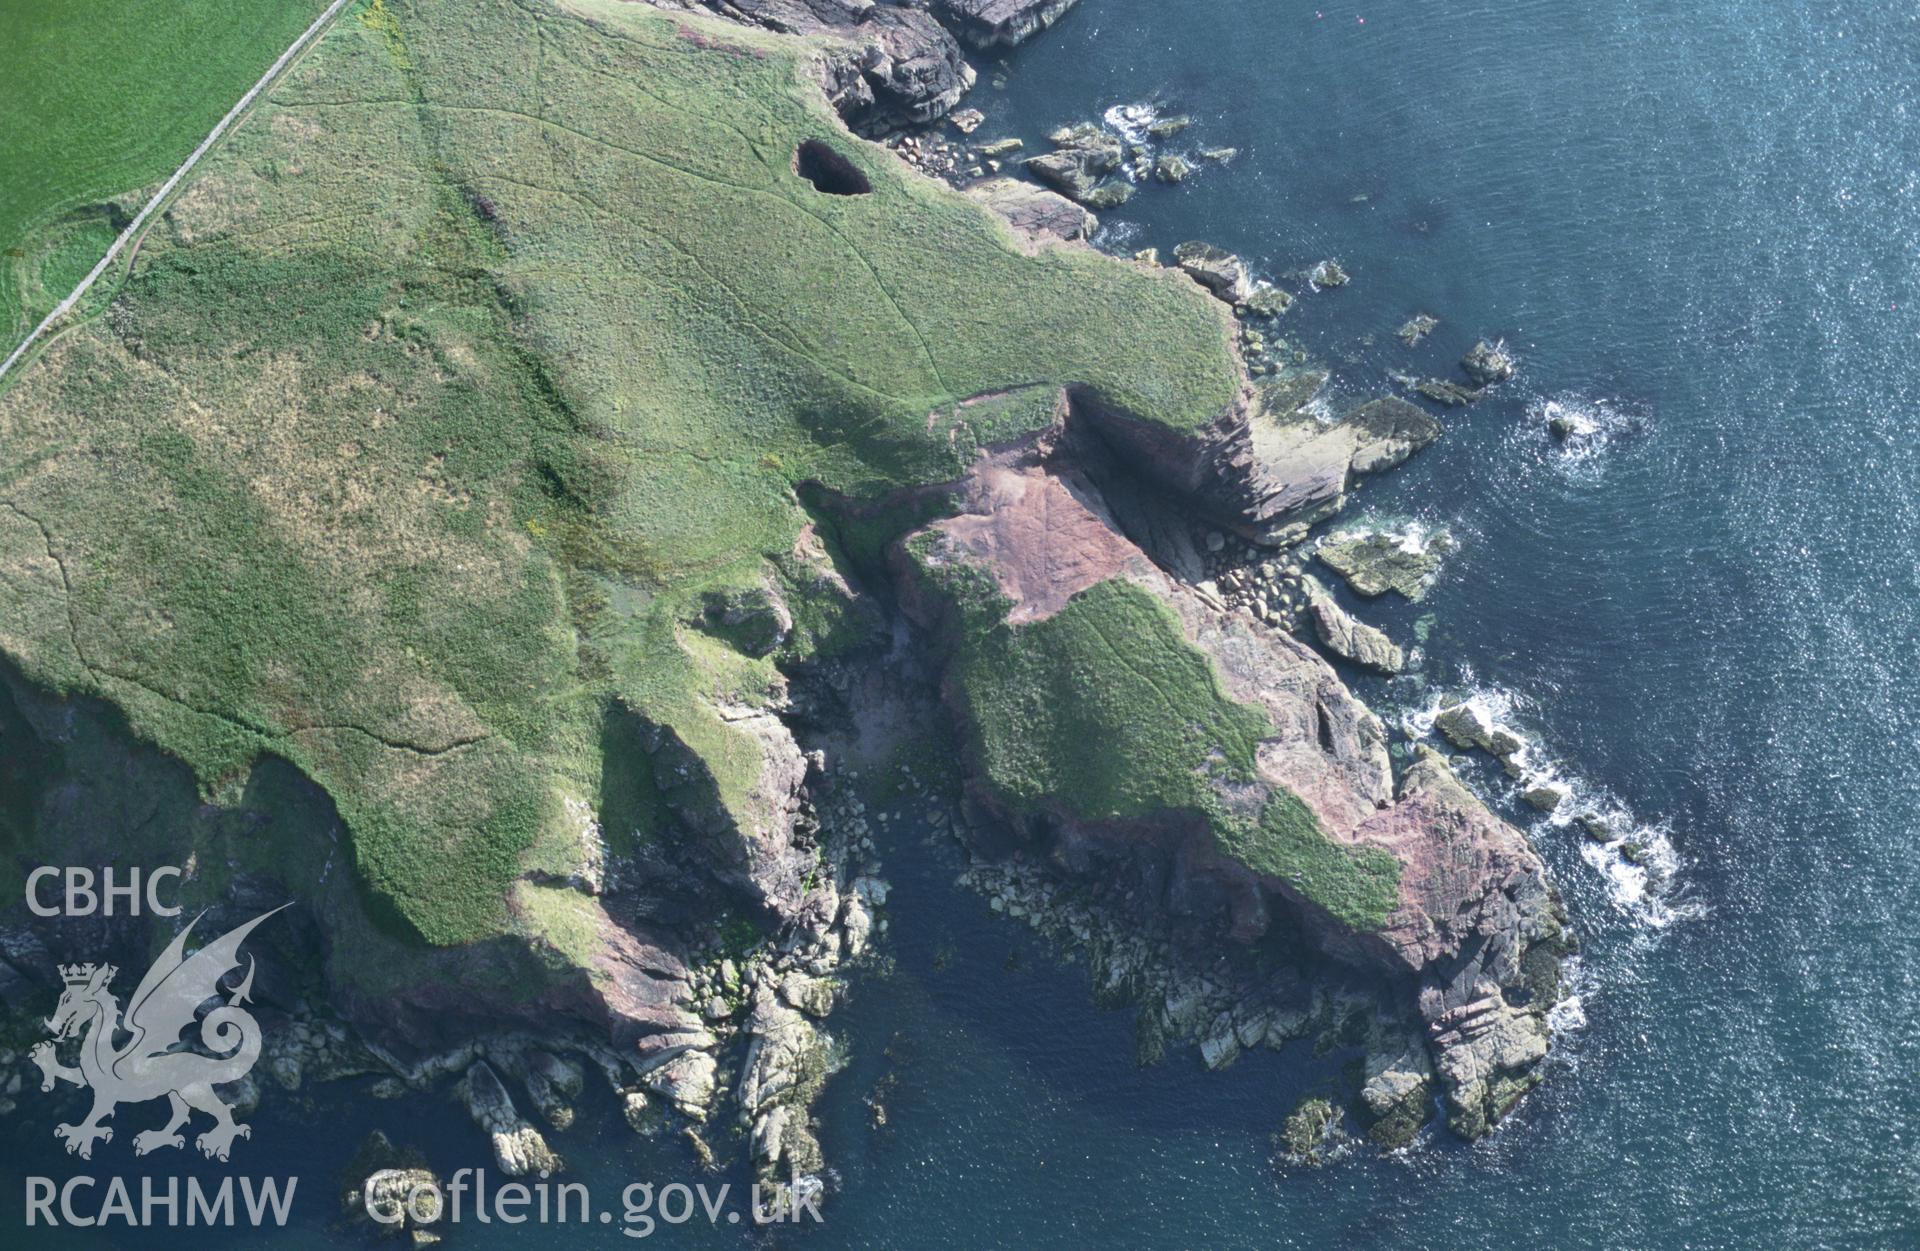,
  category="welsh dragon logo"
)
[30,906,285,1162]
